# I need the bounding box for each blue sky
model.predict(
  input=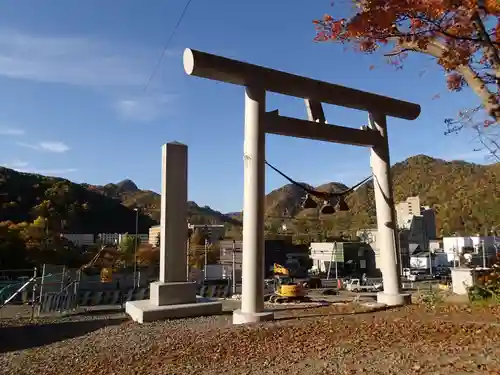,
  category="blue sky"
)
[0,0,492,213]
